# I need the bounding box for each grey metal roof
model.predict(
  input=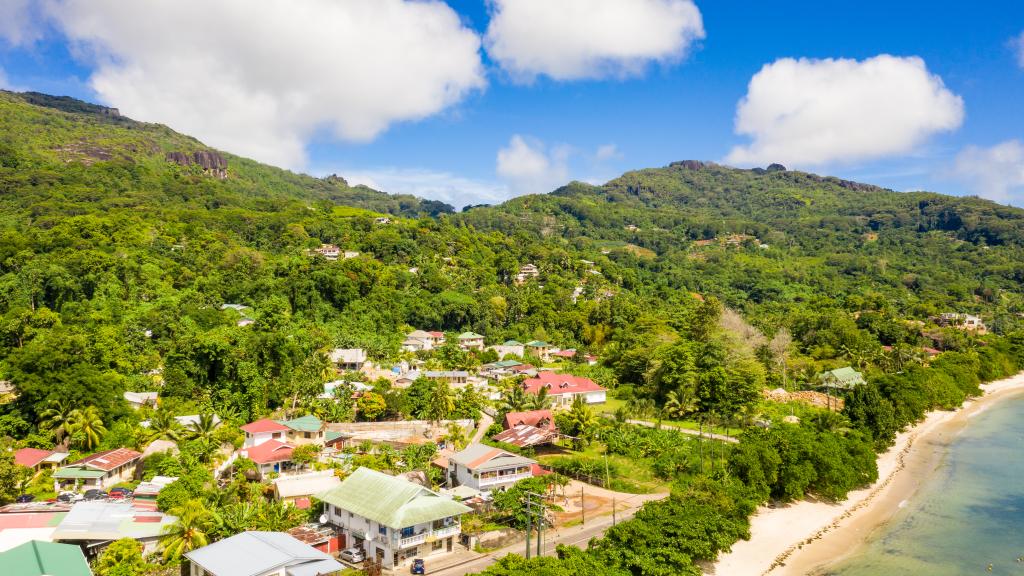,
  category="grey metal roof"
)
[185,531,343,576]
[449,443,537,472]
